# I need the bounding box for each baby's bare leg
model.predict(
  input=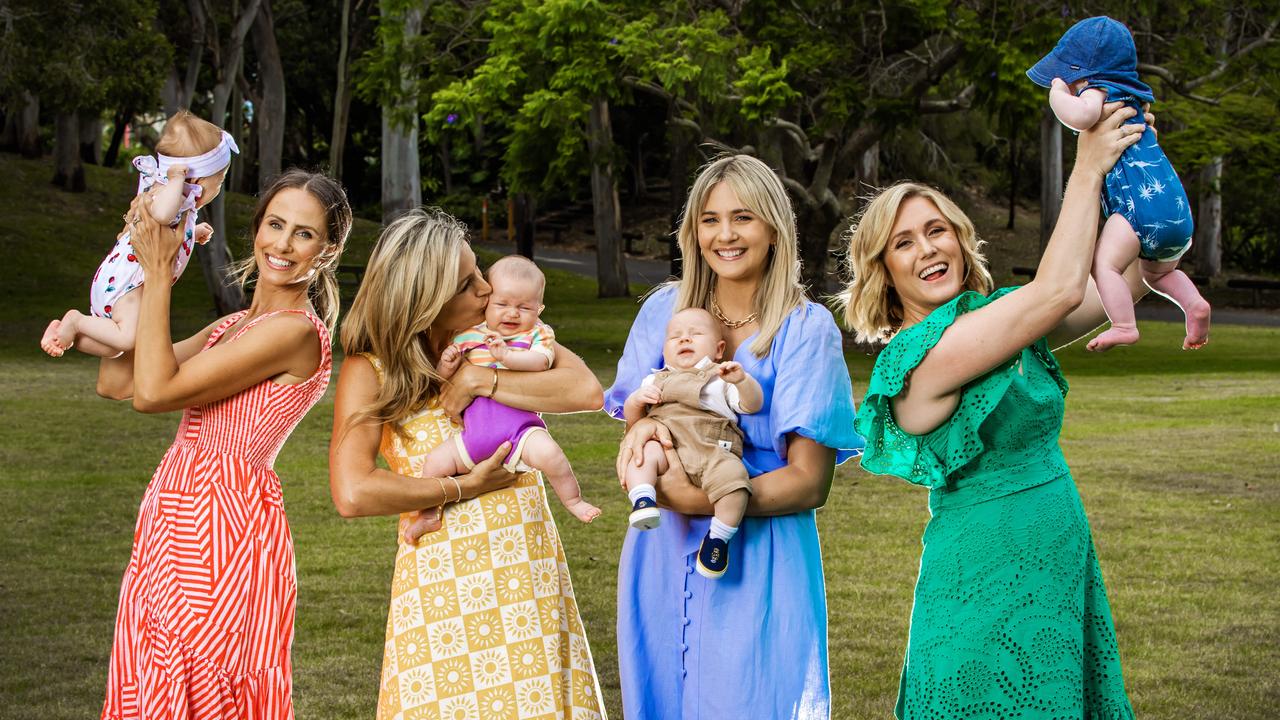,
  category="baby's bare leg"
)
[43,291,142,358]
[712,488,749,530]
[403,441,469,544]
[1141,258,1211,349]
[1087,214,1142,352]
[624,440,668,530]
[522,430,599,522]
